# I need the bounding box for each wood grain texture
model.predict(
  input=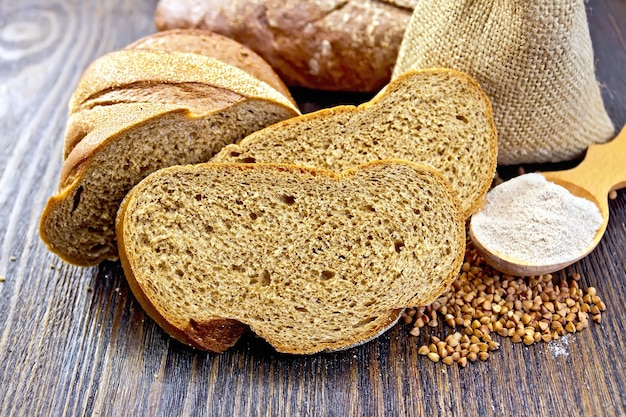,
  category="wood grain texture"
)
[0,1,624,416]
